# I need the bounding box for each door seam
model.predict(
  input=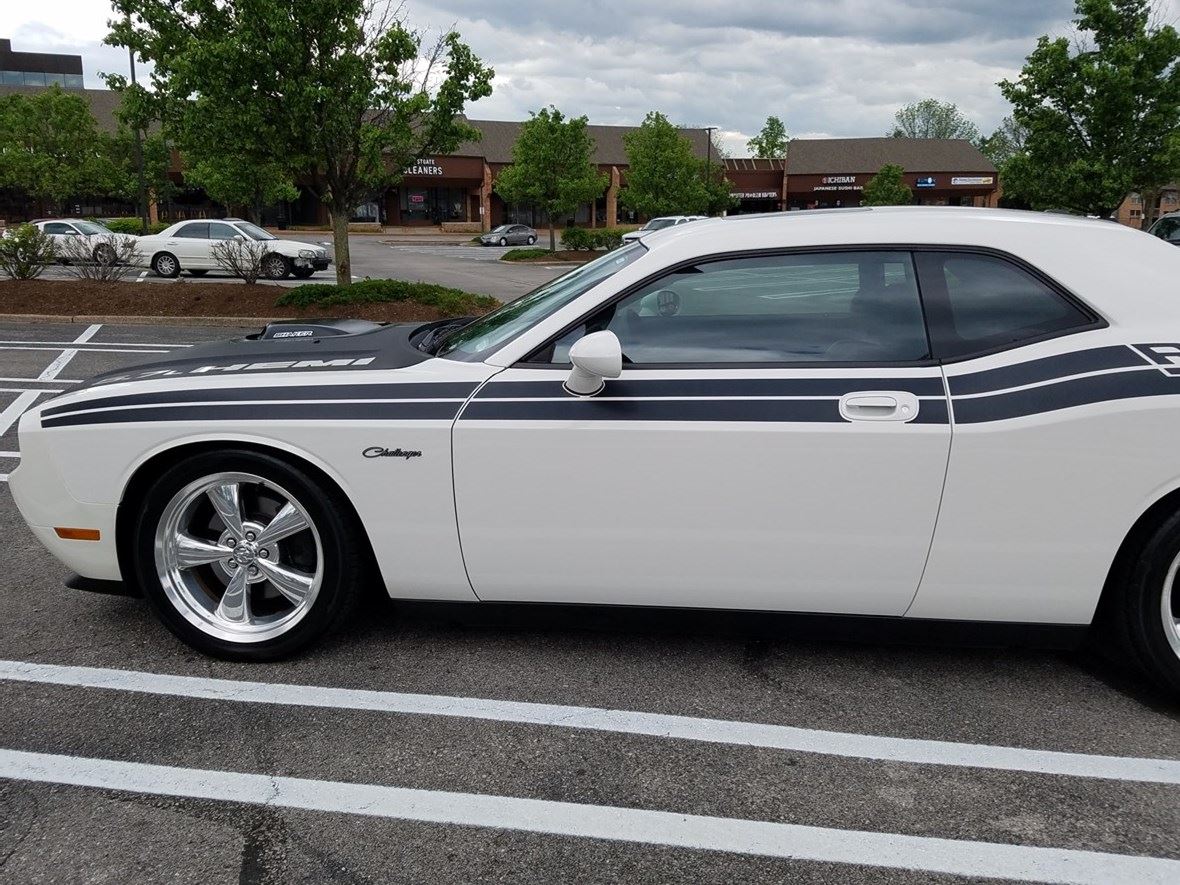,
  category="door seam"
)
[902,367,955,617]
